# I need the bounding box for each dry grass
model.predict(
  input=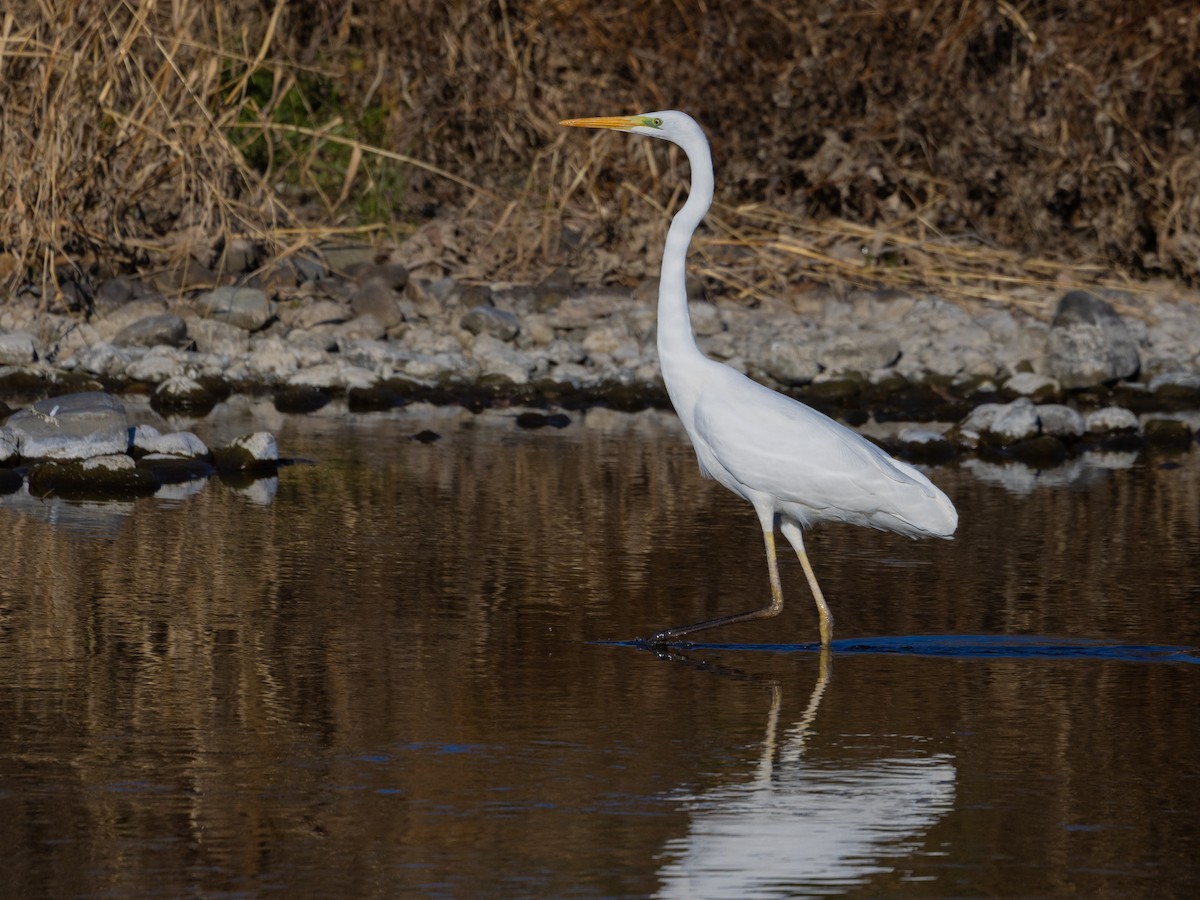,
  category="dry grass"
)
[2,0,1199,311]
